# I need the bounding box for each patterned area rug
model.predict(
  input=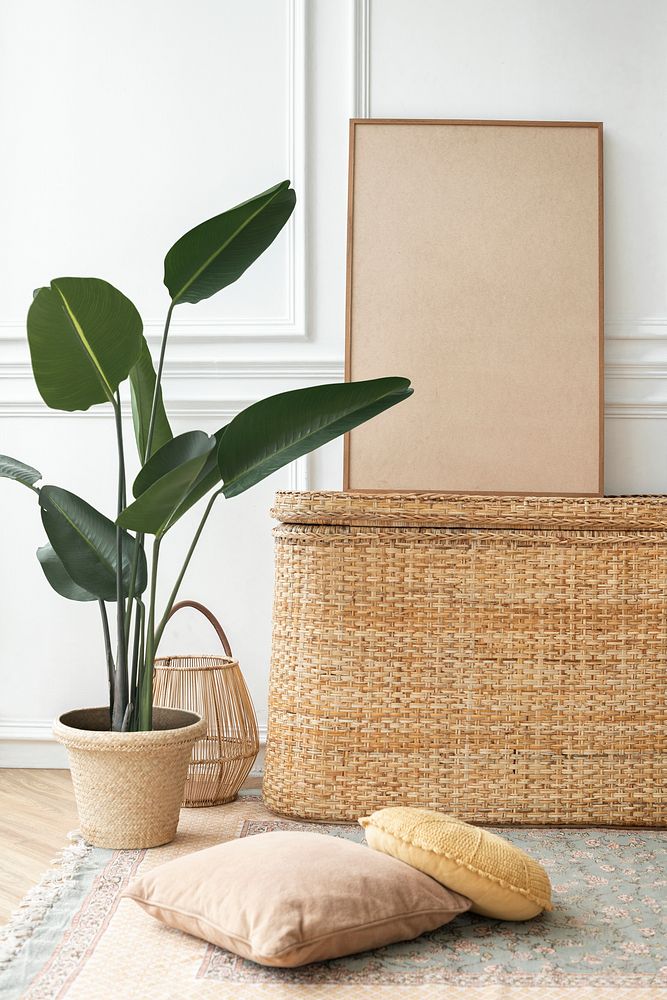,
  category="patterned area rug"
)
[0,795,665,1000]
